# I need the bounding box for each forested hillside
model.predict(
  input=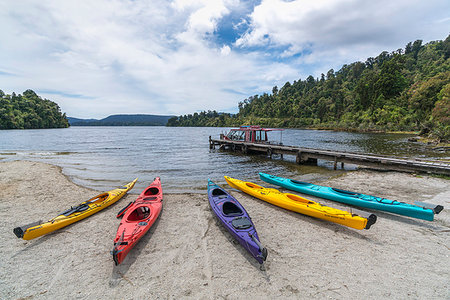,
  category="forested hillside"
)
[68,114,173,126]
[0,89,69,129]
[167,35,450,141]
